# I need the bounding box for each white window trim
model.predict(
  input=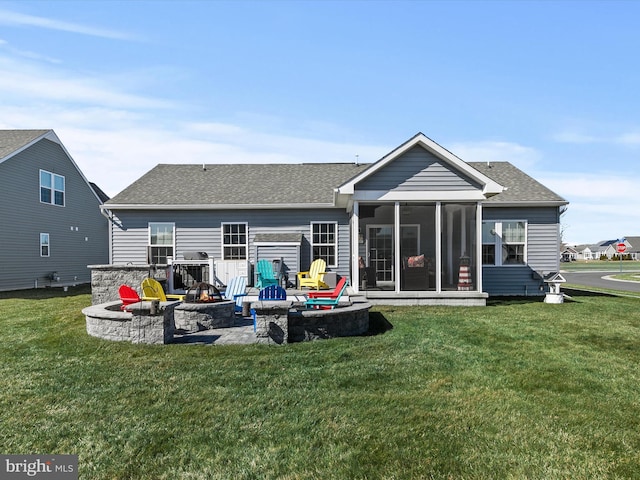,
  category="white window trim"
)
[221,222,249,260]
[482,220,528,266]
[311,221,338,268]
[39,169,65,207]
[148,222,175,262]
[40,233,50,257]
